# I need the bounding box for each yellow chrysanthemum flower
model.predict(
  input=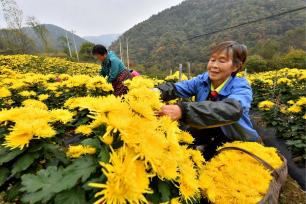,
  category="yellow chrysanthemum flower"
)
[177,131,194,144]
[258,100,275,111]
[276,77,292,86]
[50,109,74,124]
[262,79,273,86]
[125,76,156,89]
[165,71,188,81]
[22,99,48,110]
[0,107,72,149]
[125,87,163,120]
[179,153,201,202]
[287,105,302,113]
[170,198,181,204]
[19,90,37,97]
[4,123,37,150]
[4,99,14,105]
[89,147,153,204]
[287,100,295,105]
[100,126,115,145]
[75,125,93,136]
[0,87,11,98]
[280,106,288,114]
[38,94,49,101]
[199,142,283,204]
[66,145,96,158]
[86,76,113,92]
[296,97,306,106]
